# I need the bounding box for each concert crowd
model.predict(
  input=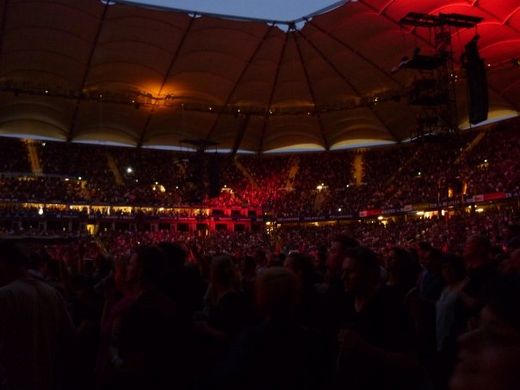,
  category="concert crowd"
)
[1,207,520,389]
[1,121,520,390]
[0,123,519,218]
